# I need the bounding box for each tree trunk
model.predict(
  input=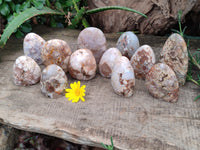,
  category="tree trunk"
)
[88,0,200,35]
